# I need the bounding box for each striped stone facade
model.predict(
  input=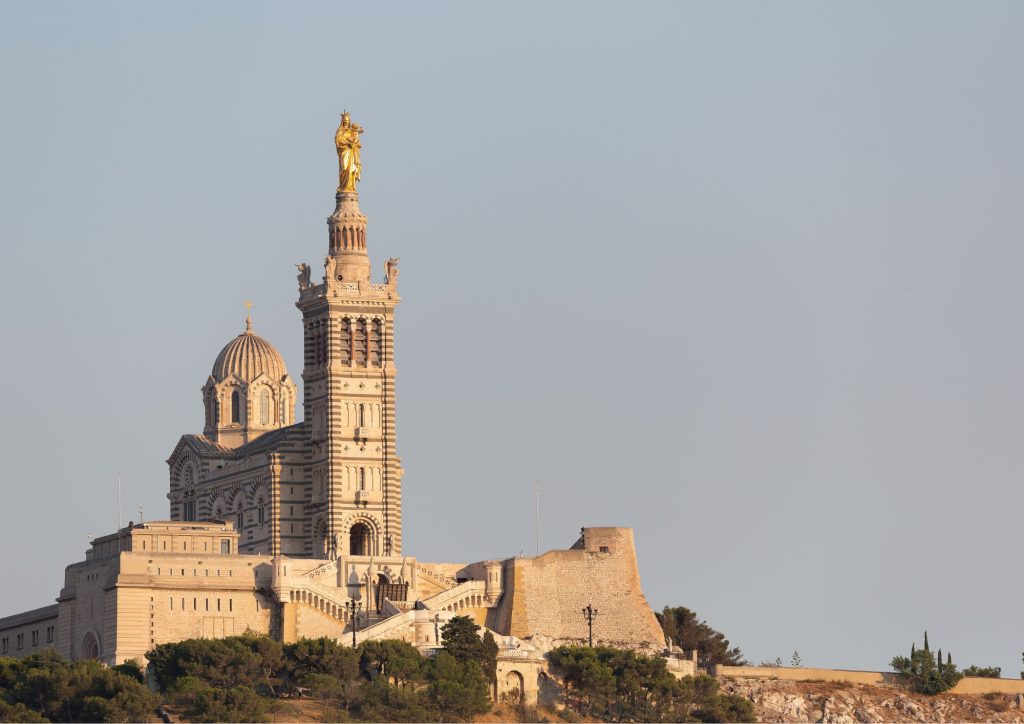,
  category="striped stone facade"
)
[297,190,404,560]
[166,186,402,561]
